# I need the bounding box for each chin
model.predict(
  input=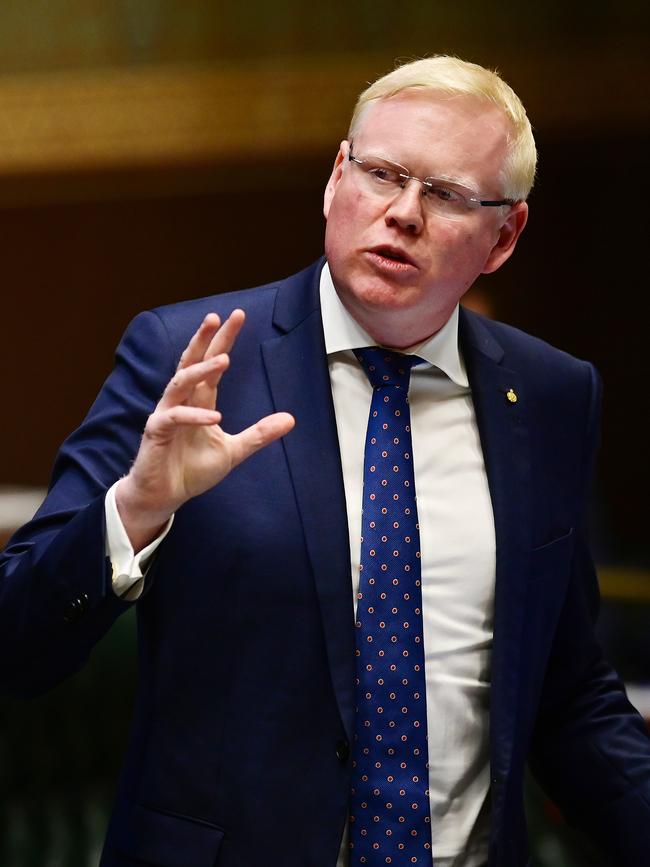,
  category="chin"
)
[350,280,423,313]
